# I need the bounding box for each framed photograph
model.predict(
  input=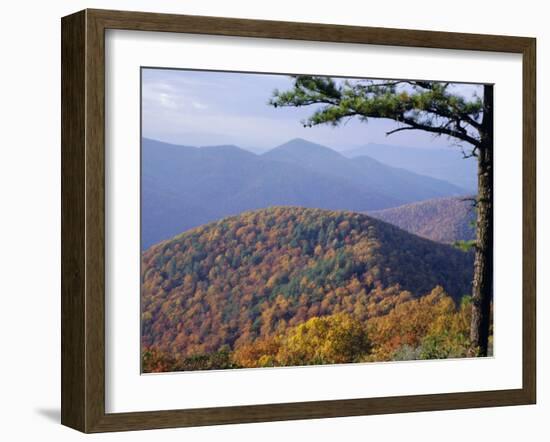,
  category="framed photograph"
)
[61,9,536,433]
